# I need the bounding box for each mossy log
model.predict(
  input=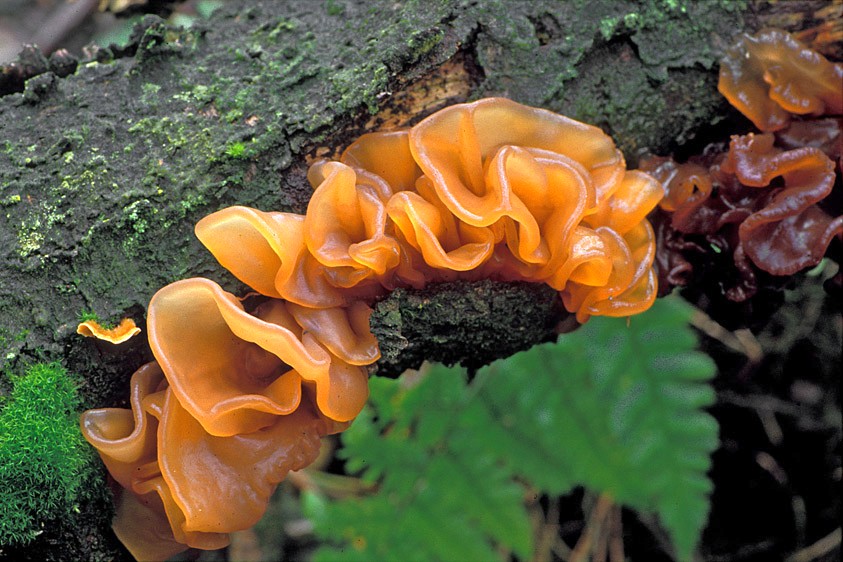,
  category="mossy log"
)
[0,0,814,559]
